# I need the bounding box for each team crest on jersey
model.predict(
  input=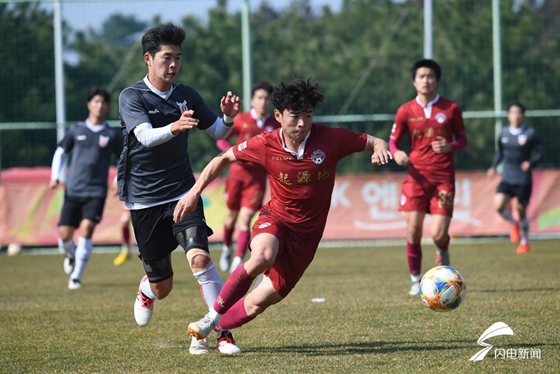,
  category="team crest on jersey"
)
[435,113,447,124]
[98,135,110,148]
[518,134,527,145]
[176,100,188,113]
[238,141,248,152]
[311,150,326,164]
[258,222,271,229]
